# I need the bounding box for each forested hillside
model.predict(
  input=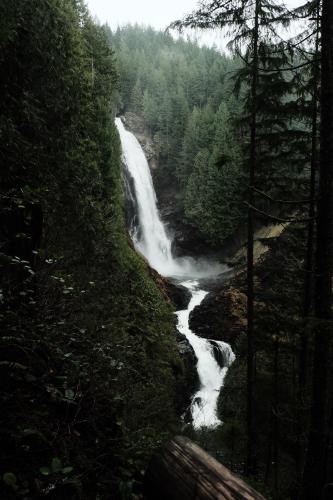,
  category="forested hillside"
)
[167,1,333,499]
[109,25,317,254]
[1,0,333,499]
[0,2,186,498]
[108,3,333,499]
[108,26,246,247]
